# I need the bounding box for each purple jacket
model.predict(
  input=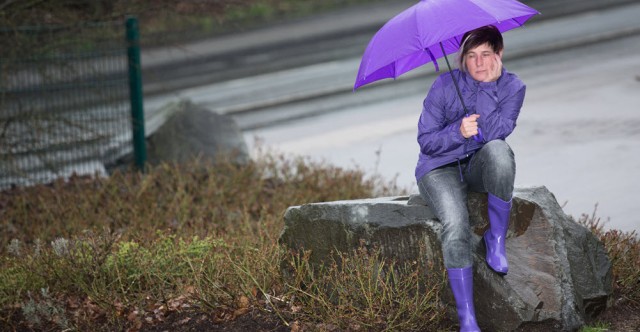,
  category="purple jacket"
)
[415,68,526,181]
